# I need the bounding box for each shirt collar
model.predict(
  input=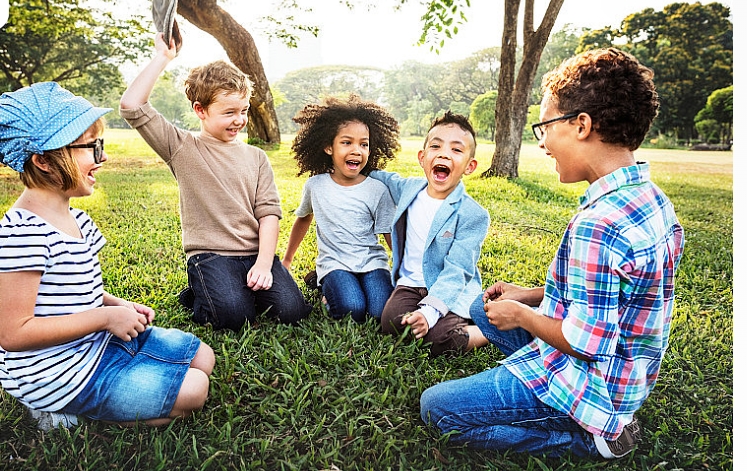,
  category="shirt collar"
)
[578,162,651,210]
